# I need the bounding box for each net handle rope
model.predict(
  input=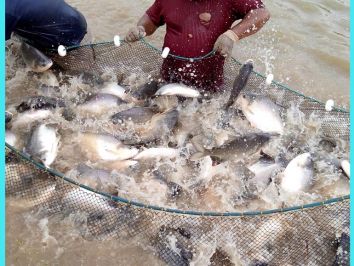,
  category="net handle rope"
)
[5,143,350,217]
[49,38,349,113]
